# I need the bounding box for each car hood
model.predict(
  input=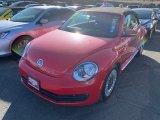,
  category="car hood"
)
[26,29,115,77]
[0,20,29,32]
[139,19,151,26]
